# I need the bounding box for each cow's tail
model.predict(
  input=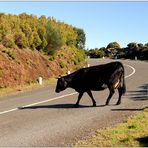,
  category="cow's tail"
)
[120,67,126,95]
[121,76,126,94]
